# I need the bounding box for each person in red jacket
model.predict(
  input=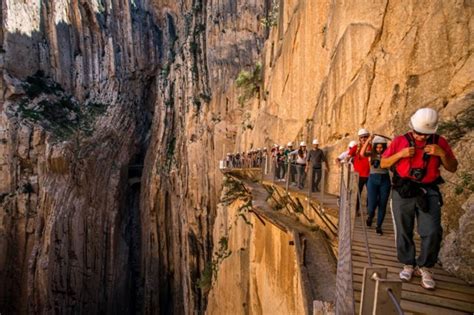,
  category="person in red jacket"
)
[349,128,371,216]
[381,108,458,290]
